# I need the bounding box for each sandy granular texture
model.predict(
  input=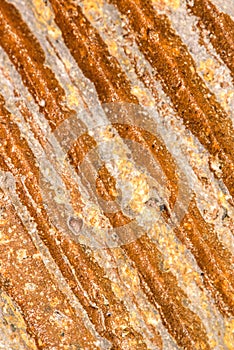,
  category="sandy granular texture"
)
[0,0,233,349]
